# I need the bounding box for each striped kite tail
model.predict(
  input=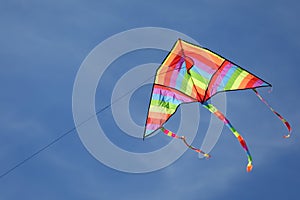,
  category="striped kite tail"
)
[202,102,253,172]
[160,127,211,158]
[253,89,292,138]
